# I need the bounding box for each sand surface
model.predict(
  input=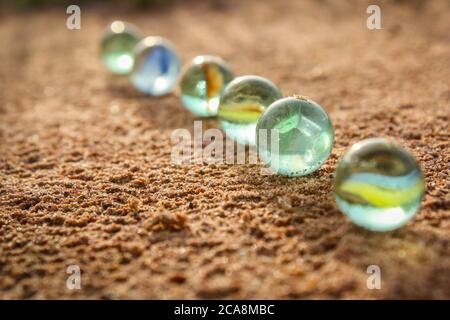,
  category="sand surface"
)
[0,0,449,299]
